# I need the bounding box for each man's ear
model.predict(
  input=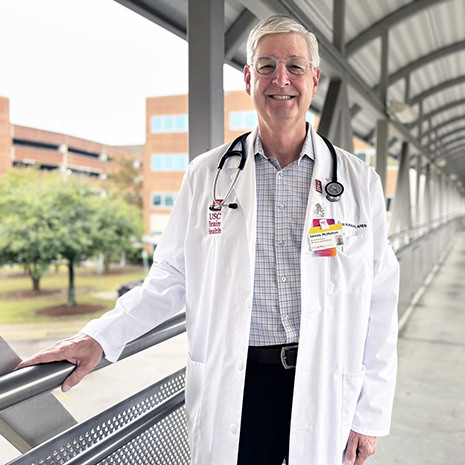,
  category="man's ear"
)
[312,67,321,98]
[244,65,251,95]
